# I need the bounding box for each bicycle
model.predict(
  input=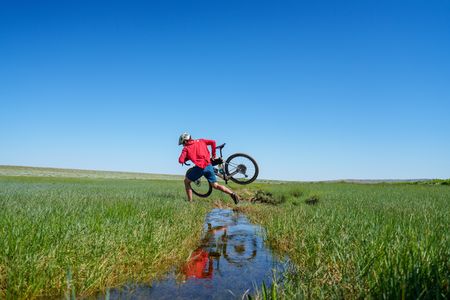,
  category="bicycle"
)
[183,143,259,198]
